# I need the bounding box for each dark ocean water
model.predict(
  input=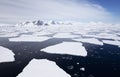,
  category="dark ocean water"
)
[0,37,120,77]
